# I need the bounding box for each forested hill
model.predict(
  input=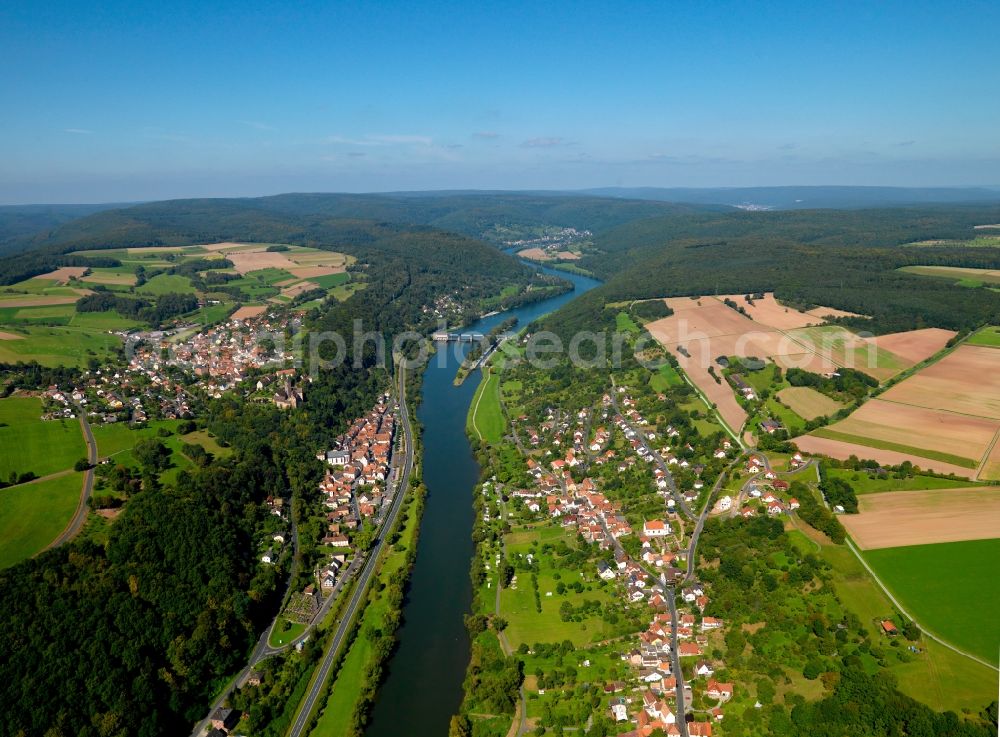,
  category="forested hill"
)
[0,202,129,256]
[541,204,1000,336]
[583,185,1000,210]
[0,200,541,300]
[0,192,701,261]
